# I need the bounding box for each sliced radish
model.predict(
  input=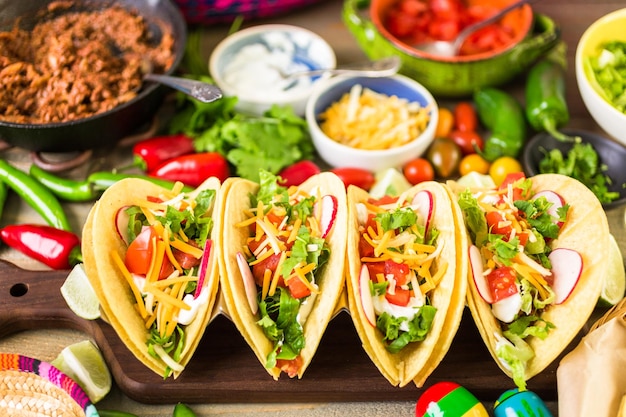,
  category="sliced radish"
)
[194,240,212,299]
[532,190,565,227]
[359,265,376,327]
[315,194,338,238]
[469,245,494,304]
[549,248,583,304]
[236,252,259,315]
[115,206,131,245]
[412,190,434,236]
[491,292,522,323]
